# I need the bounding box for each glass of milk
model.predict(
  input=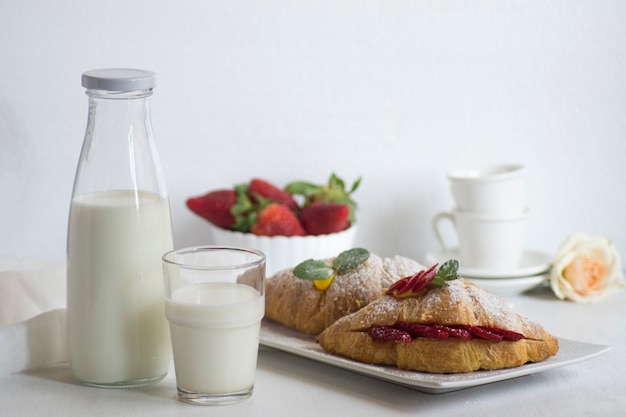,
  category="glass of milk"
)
[162,246,266,405]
